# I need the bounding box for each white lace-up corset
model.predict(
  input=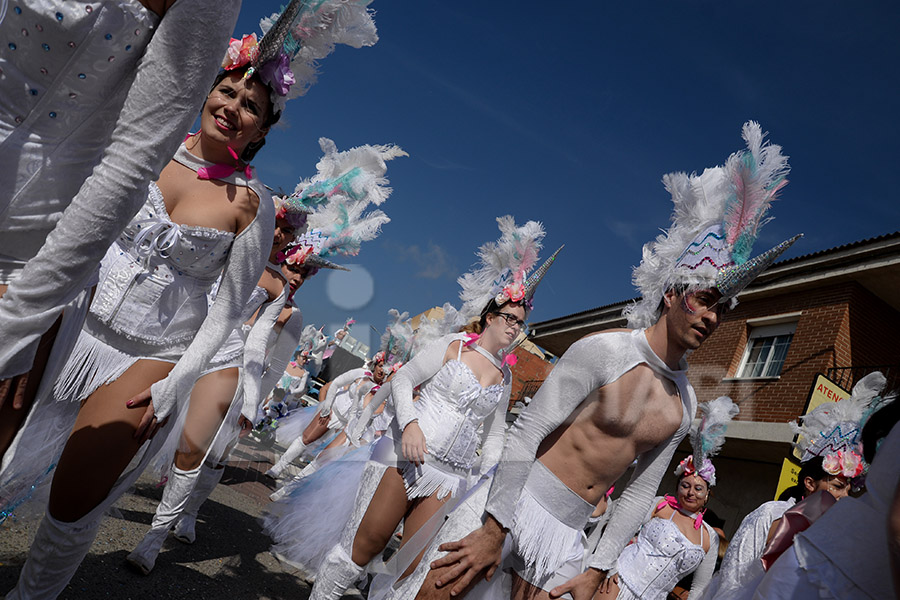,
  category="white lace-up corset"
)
[414,348,506,469]
[89,182,235,349]
[618,514,707,599]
